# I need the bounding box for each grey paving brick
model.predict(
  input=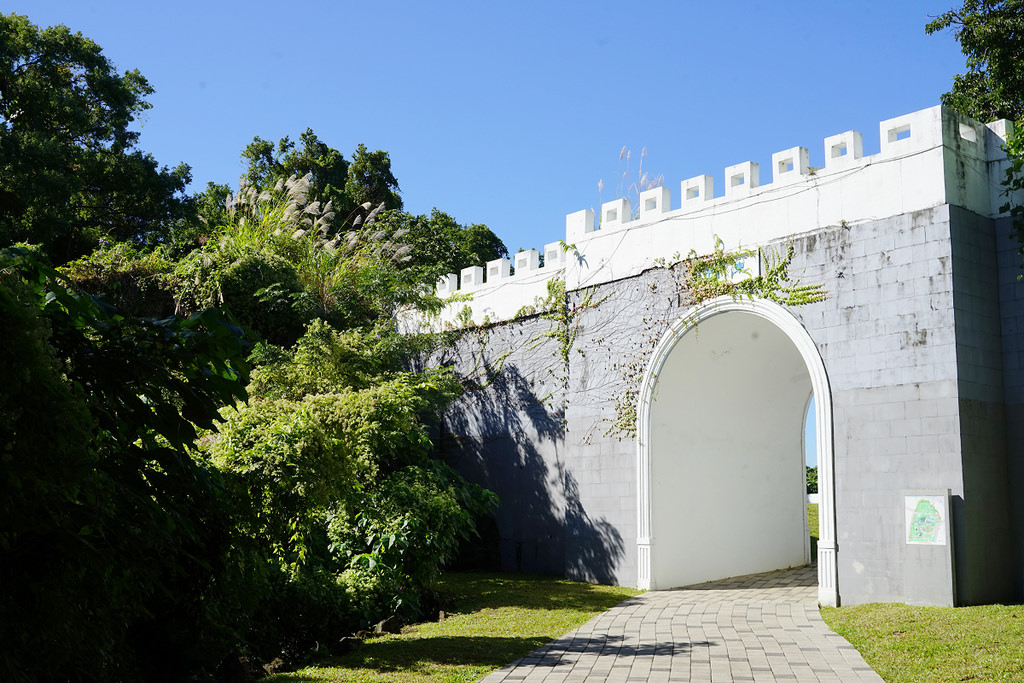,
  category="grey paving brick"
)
[476,565,881,682]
